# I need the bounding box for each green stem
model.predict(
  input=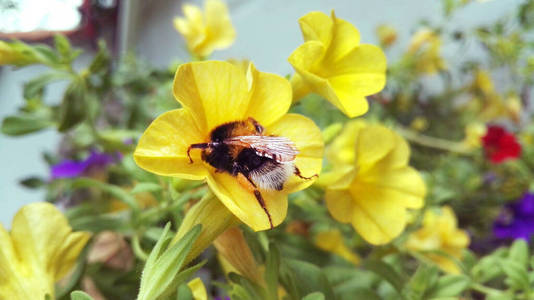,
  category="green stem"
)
[132,234,149,261]
[471,283,503,296]
[396,126,471,154]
